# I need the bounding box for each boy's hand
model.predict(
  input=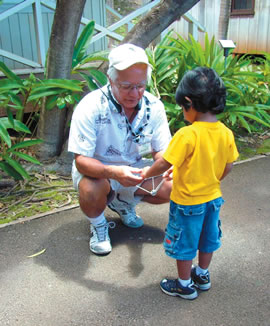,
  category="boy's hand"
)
[140,166,150,179]
[163,166,173,181]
